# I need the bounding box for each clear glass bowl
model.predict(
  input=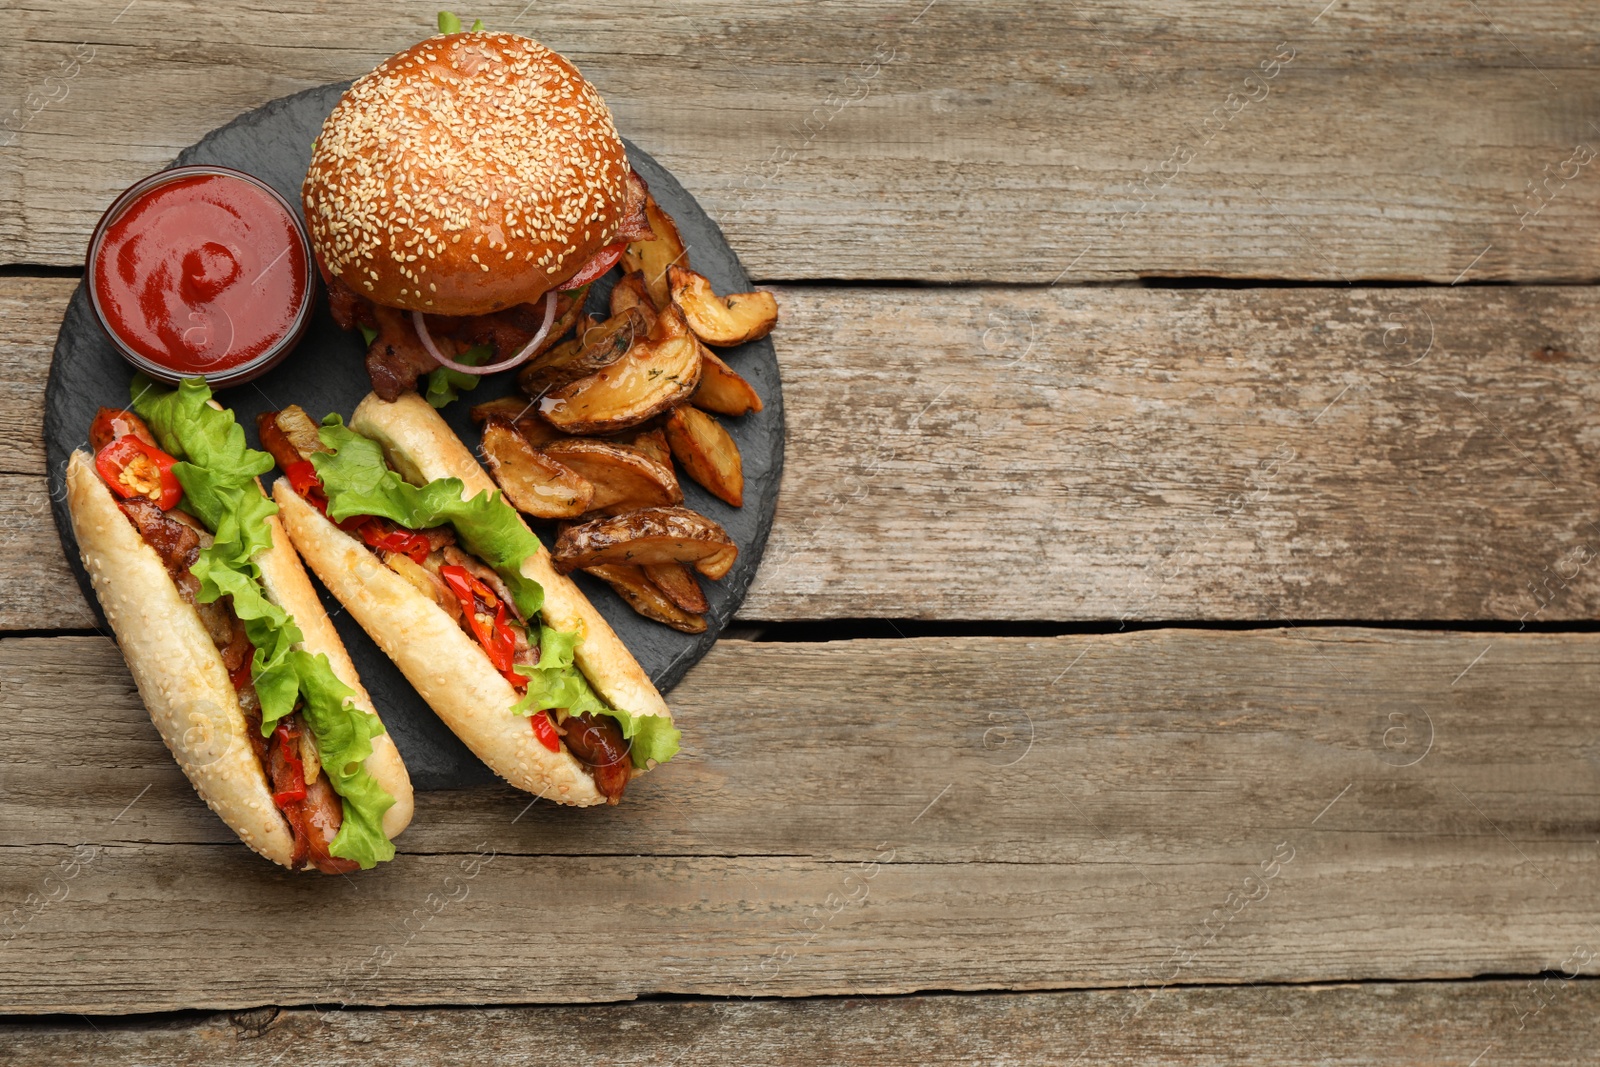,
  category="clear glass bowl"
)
[84,164,314,388]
